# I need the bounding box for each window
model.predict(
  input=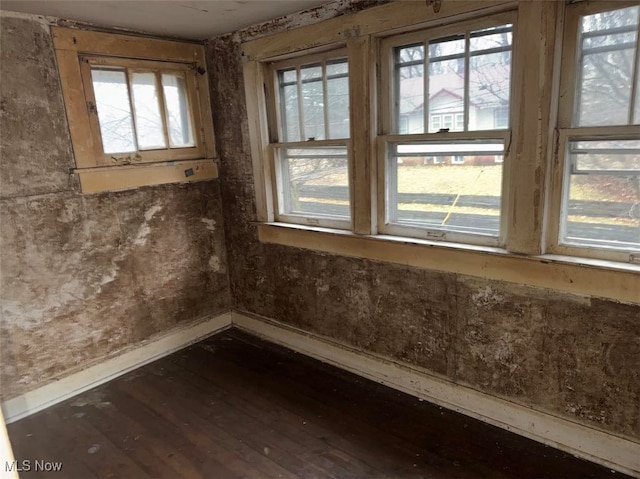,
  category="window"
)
[243,0,640,292]
[430,115,442,131]
[551,3,640,261]
[494,107,509,129]
[381,15,514,245]
[82,58,198,163]
[53,28,216,193]
[266,51,351,228]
